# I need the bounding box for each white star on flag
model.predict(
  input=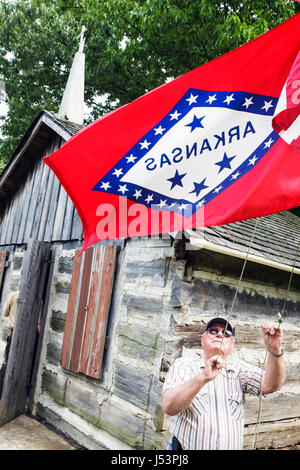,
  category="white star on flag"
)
[158,199,167,208]
[242,97,254,109]
[133,189,142,199]
[186,93,198,105]
[113,168,123,177]
[145,194,154,204]
[264,137,274,148]
[214,186,223,194]
[261,100,273,112]
[100,181,111,190]
[140,139,151,150]
[154,125,166,135]
[126,154,137,163]
[231,172,240,180]
[223,94,235,105]
[206,94,217,105]
[118,184,128,194]
[248,155,258,165]
[197,199,206,207]
[169,110,182,120]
